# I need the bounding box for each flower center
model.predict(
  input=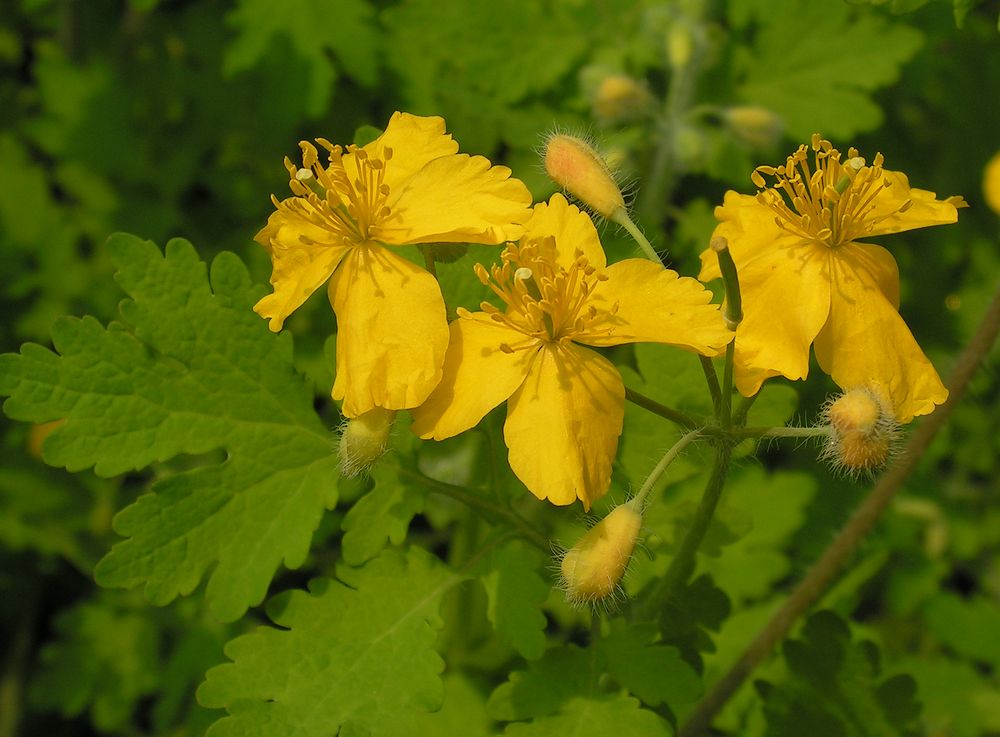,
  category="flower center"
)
[277,140,394,247]
[465,238,613,348]
[752,134,912,248]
